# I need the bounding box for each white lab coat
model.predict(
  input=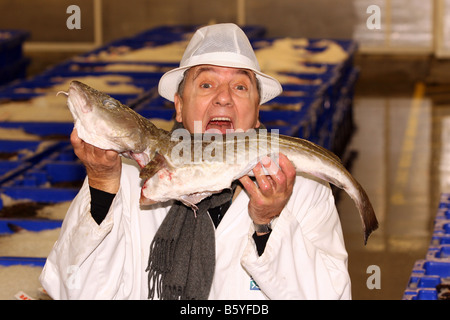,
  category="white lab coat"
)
[40,157,351,300]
